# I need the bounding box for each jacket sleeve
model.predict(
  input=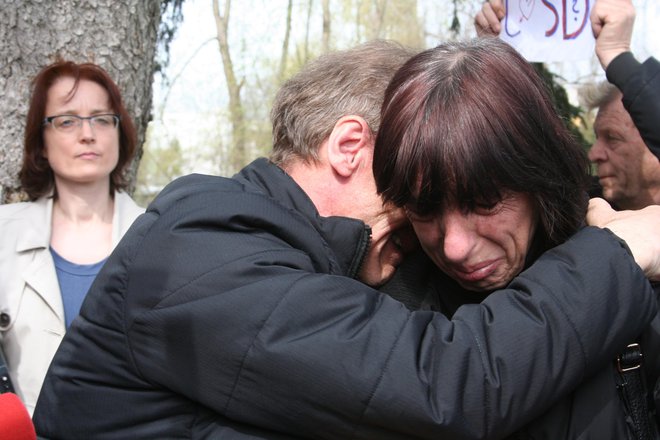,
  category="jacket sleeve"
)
[606,52,660,159]
[642,284,660,424]
[125,226,656,440]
